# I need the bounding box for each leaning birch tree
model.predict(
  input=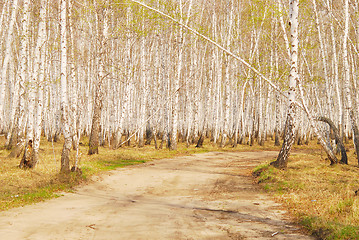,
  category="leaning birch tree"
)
[271,0,299,169]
